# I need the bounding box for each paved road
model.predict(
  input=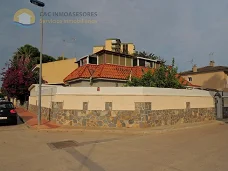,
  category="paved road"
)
[0,121,228,171]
